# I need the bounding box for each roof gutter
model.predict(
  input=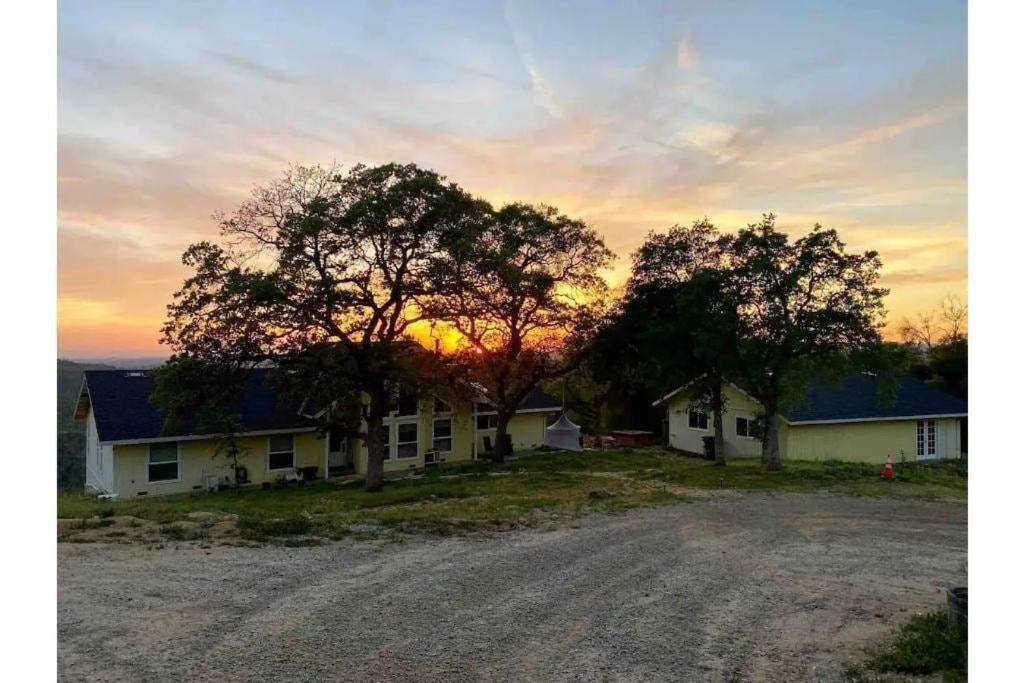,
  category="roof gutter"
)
[788,413,967,426]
